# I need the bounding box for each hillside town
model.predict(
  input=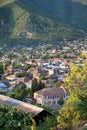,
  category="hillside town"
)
[1,0,87,129]
[0,39,87,108]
